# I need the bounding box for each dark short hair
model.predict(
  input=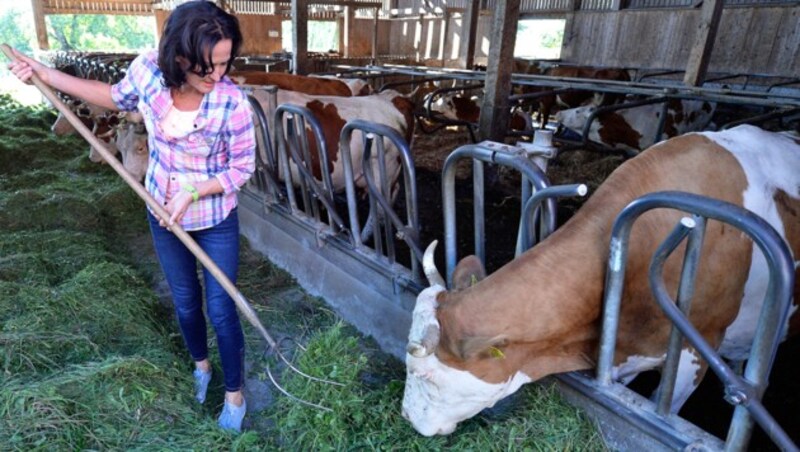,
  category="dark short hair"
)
[158,1,243,88]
